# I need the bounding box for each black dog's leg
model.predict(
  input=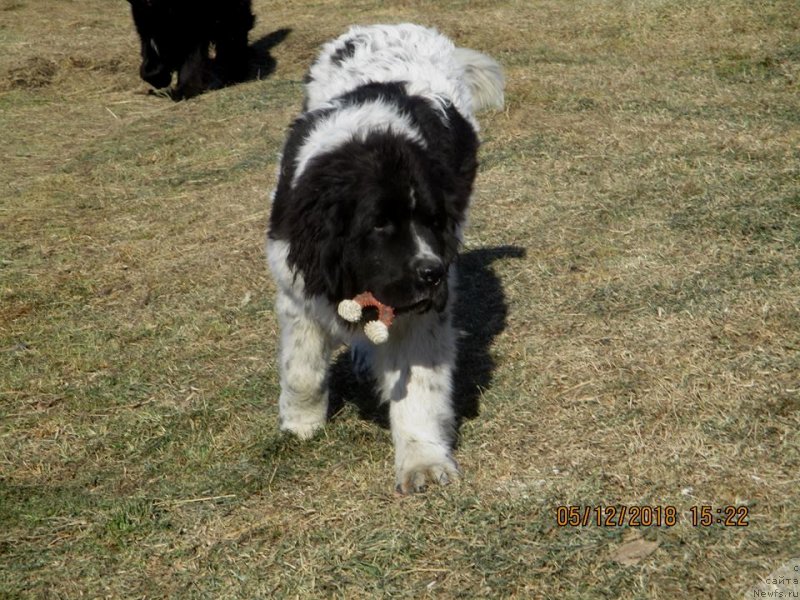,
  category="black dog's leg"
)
[214,35,250,84]
[213,3,254,85]
[139,38,172,89]
[173,45,210,100]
